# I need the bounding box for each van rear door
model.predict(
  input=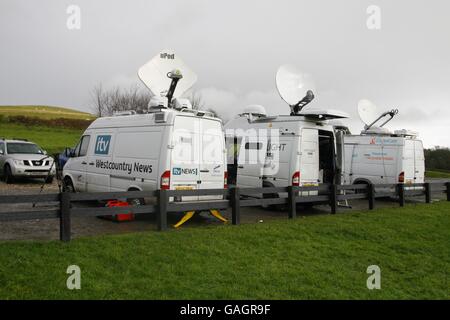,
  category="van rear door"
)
[299,128,319,196]
[199,118,225,200]
[171,116,200,201]
[299,128,319,187]
[414,140,425,184]
[403,140,416,184]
